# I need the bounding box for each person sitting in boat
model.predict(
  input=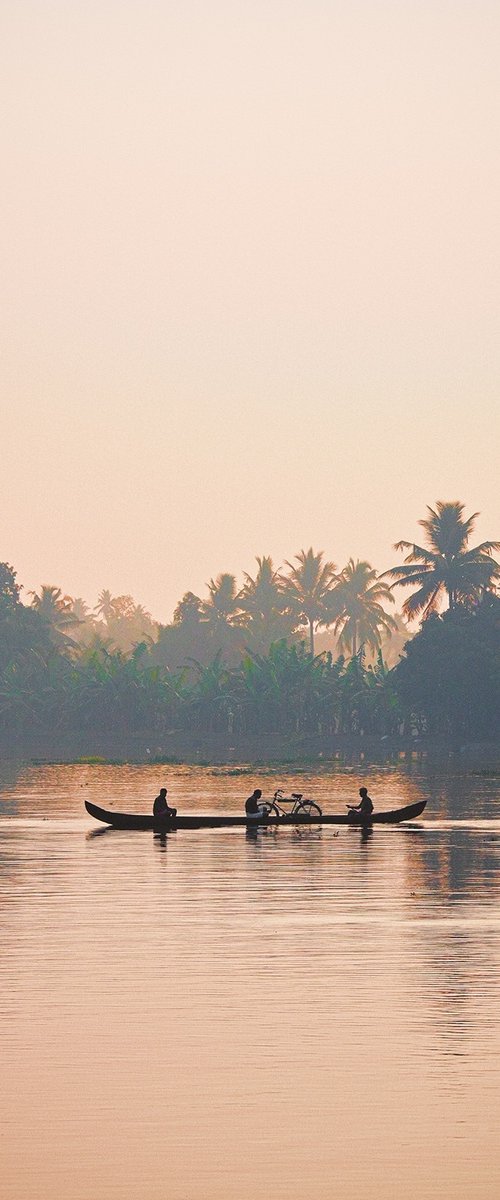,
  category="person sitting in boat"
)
[245,788,267,819]
[153,787,177,820]
[347,787,374,819]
